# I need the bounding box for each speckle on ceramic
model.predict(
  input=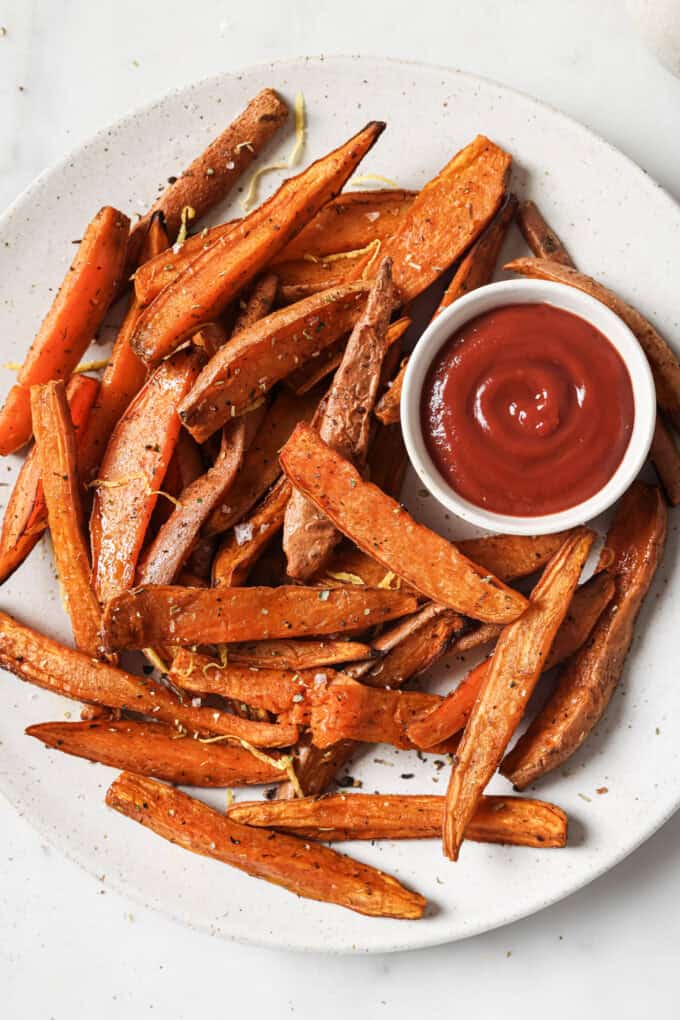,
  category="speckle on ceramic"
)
[0,57,678,954]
